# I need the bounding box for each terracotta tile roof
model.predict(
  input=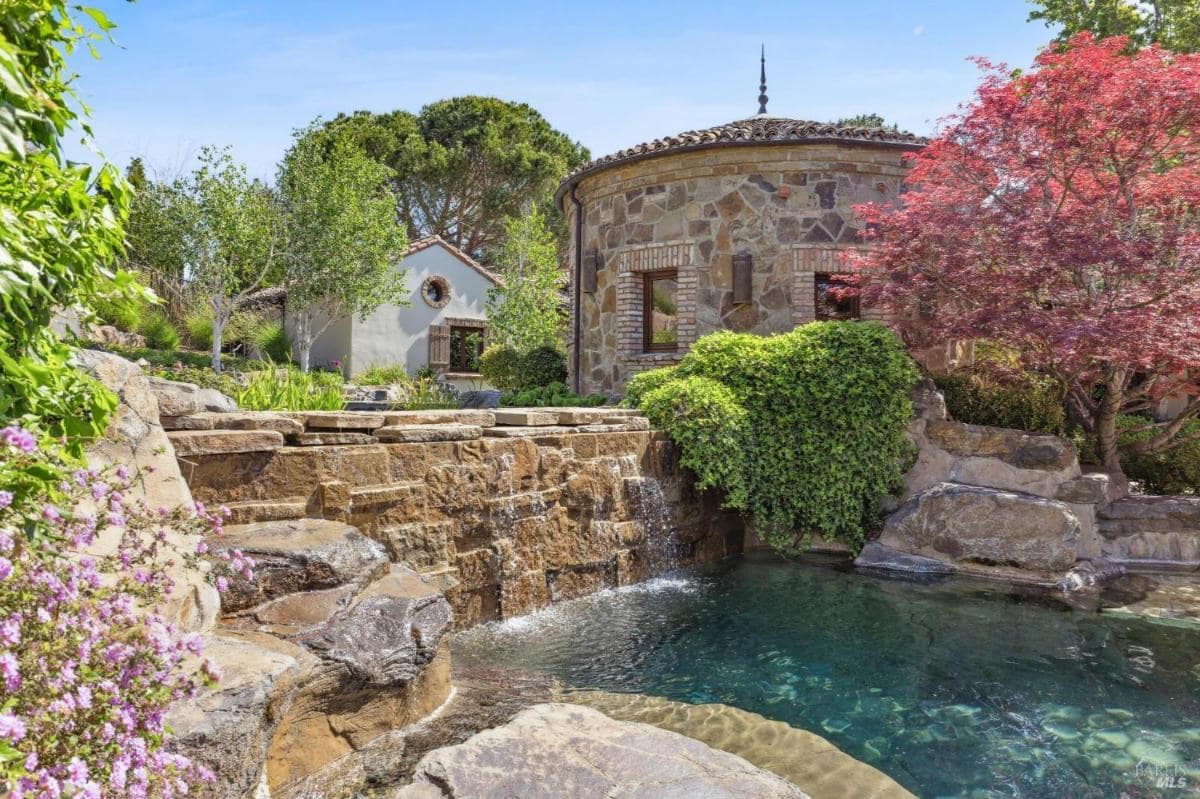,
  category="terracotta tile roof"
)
[557,115,927,202]
[404,235,503,286]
